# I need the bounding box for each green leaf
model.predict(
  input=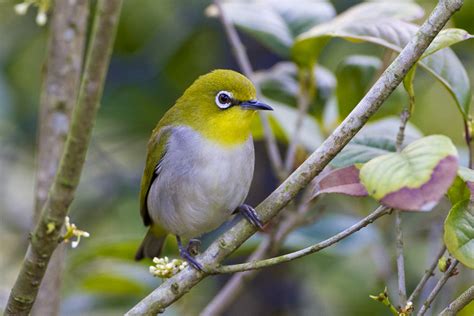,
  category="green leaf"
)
[448,167,474,205]
[210,0,335,57]
[255,61,336,116]
[265,98,324,151]
[444,199,474,269]
[330,117,422,168]
[336,55,381,119]
[82,273,149,296]
[293,3,472,119]
[422,28,473,58]
[360,135,459,211]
